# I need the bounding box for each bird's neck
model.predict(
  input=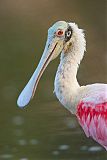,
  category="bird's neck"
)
[54,41,85,114]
